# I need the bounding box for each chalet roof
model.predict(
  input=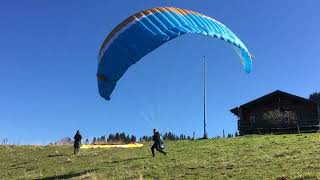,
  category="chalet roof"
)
[230,90,318,116]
